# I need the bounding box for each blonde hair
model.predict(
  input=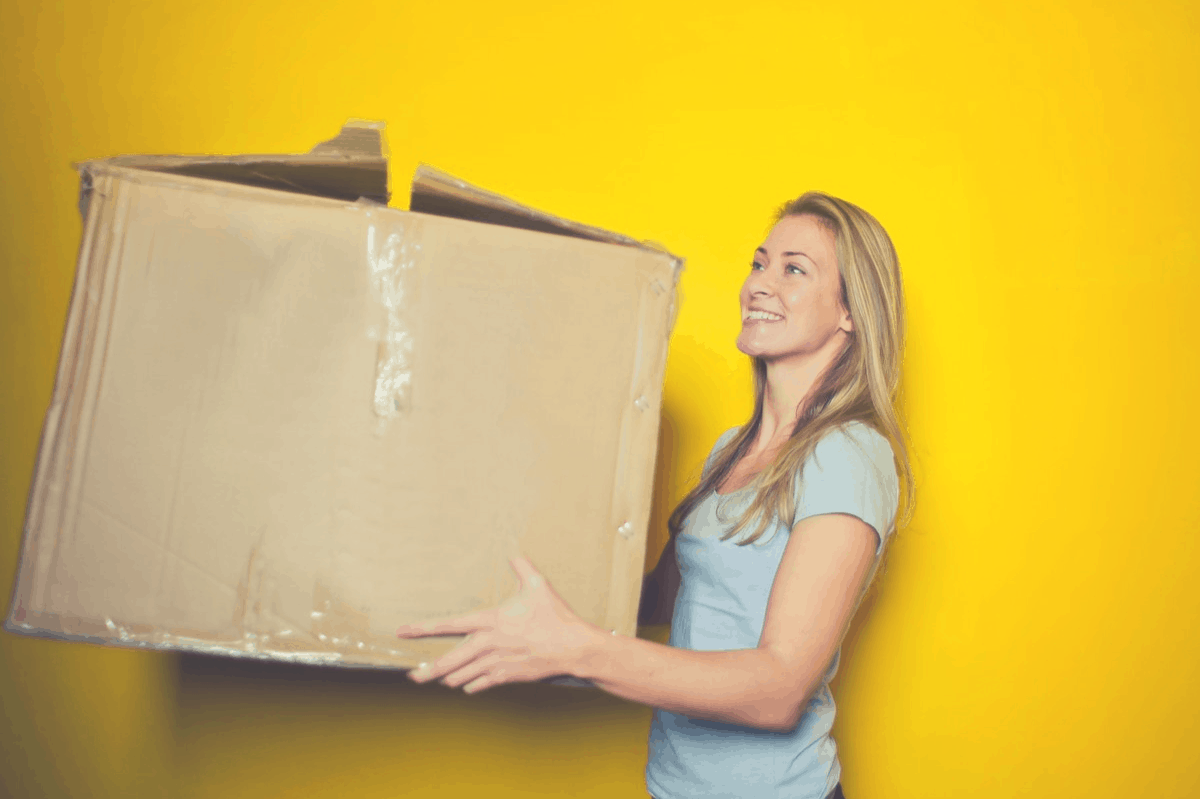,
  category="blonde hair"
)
[667,192,914,545]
